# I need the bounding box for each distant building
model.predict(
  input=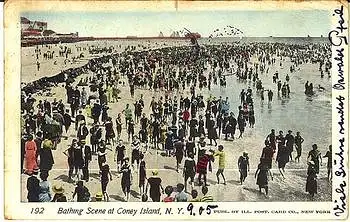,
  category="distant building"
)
[21,17,47,31]
[21,17,78,40]
[42,30,56,37]
[55,32,79,38]
[20,17,31,31]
